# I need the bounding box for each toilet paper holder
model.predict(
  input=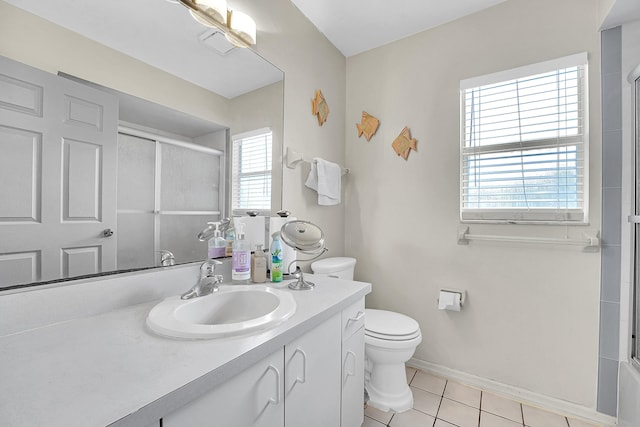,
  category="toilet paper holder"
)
[437,289,466,307]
